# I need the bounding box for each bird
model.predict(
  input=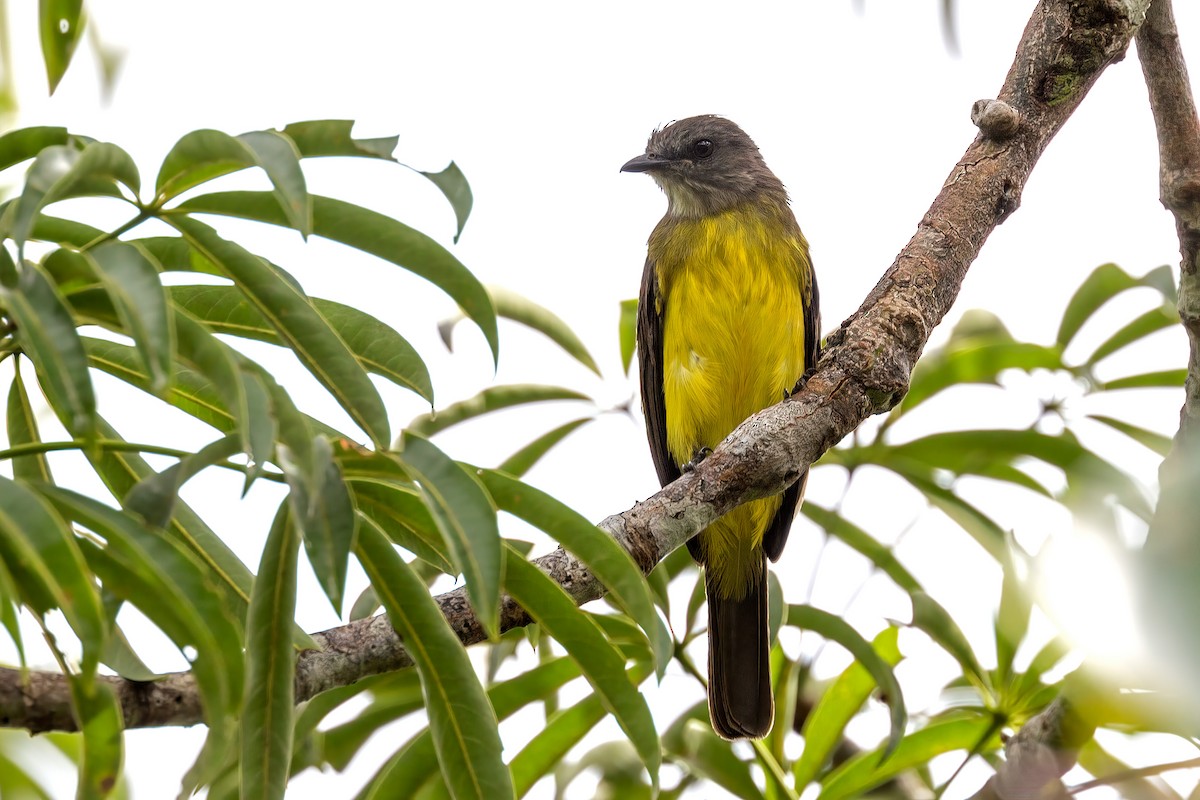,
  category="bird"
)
[622,115,820,739]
